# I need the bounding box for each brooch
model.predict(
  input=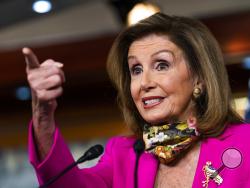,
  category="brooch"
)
[202,161,223,187]
[202,148,242,187]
